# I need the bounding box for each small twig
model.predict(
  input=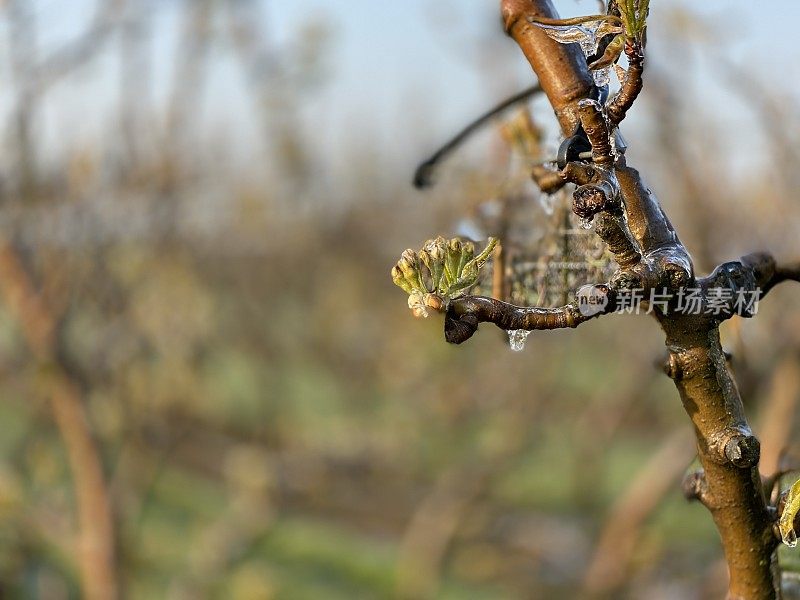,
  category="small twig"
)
[413,85,542,188]
[607,41,644,126]
[445,289,613,344]
[577,99,614,167]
